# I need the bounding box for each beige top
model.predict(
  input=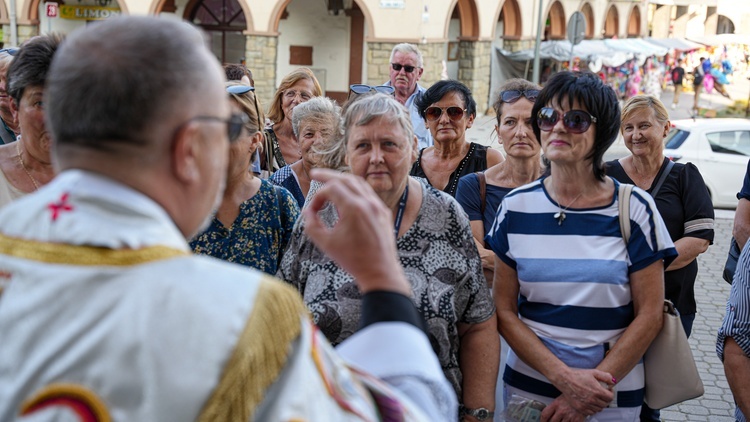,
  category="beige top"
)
[0,168,24,209]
